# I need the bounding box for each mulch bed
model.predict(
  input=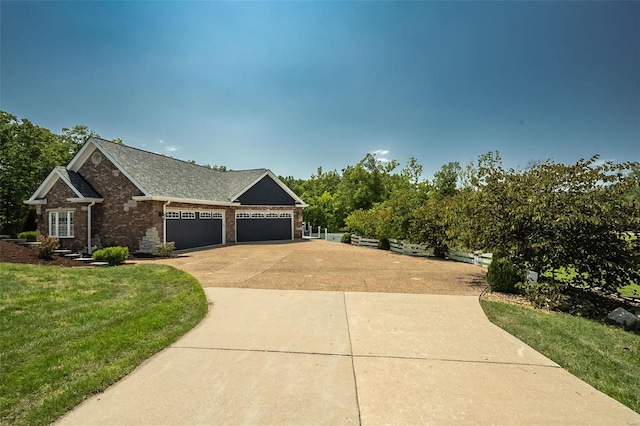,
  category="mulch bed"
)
[0,240,78,267]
